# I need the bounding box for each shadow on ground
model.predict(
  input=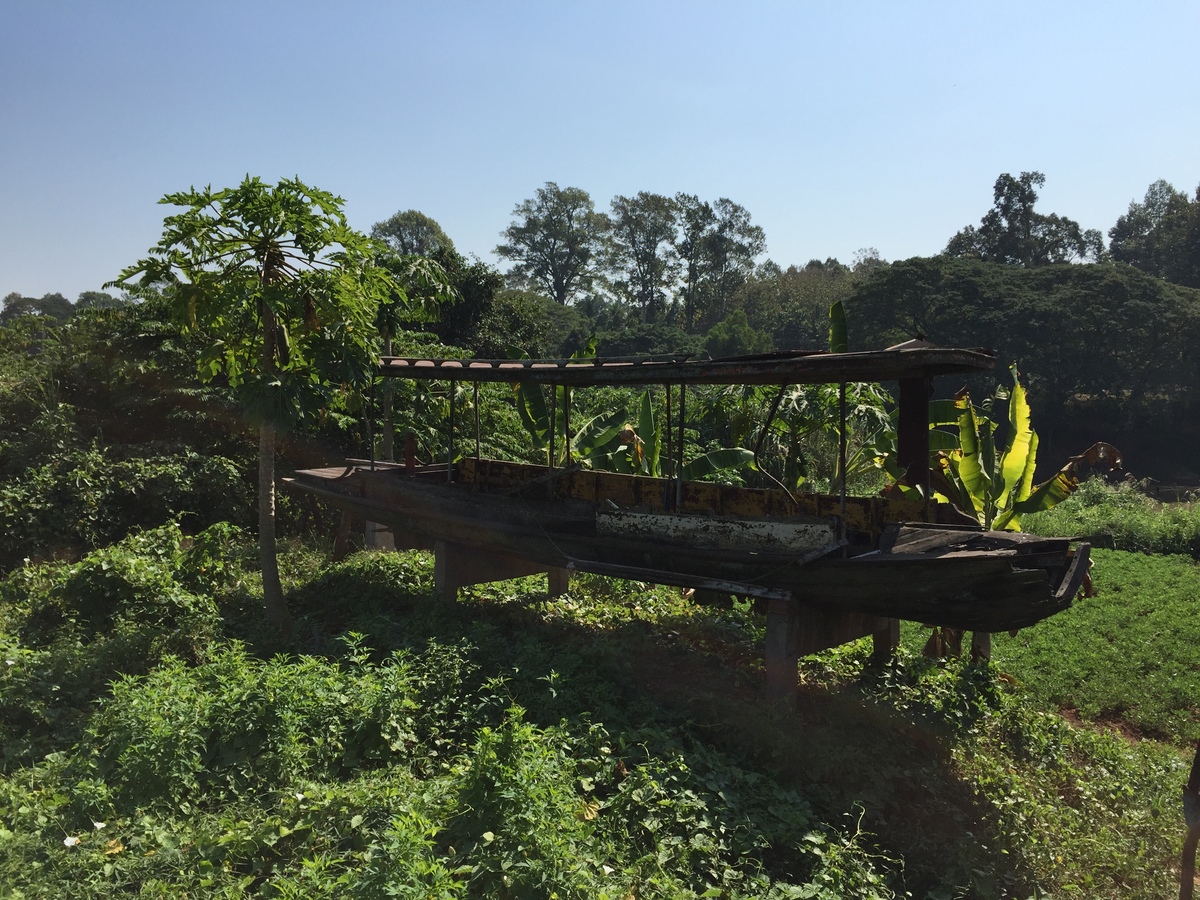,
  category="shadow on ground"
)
[281,555,1038,897]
